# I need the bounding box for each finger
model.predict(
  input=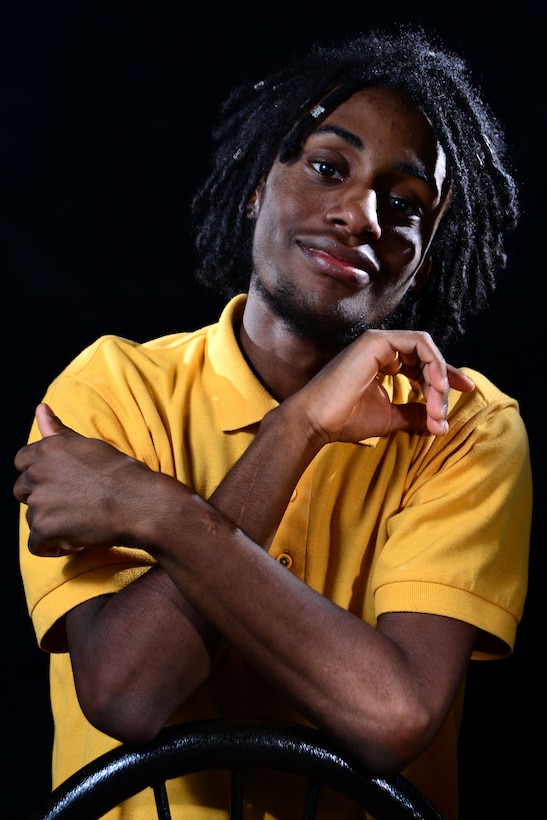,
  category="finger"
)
[28,533,85,558]
[387,353,448,435]
[424,383,449,434]
[14,430,45,472]
[400,361,474,395]
[446,364,475,393]
[13,472,30,503]
[389,401,429,433]
[377,349,402,376]
[35,402,76,438]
